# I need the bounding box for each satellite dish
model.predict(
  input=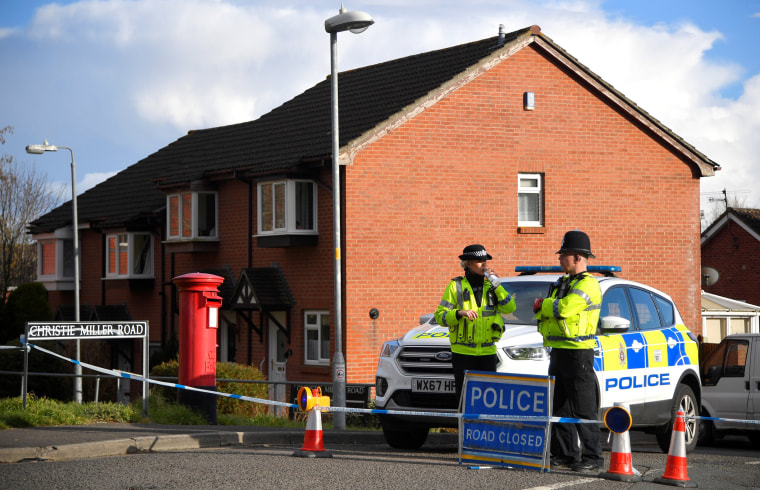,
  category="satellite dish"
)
[701,266,720,287]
